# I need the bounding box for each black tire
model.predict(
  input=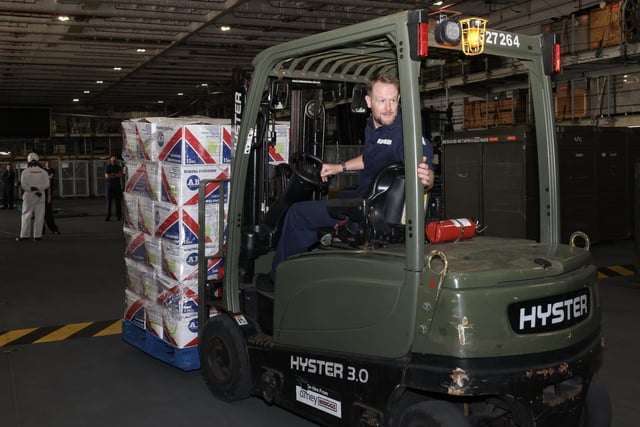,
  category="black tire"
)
[580,378,612,427]
[199,314,252,402]
[398,400,472,427]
